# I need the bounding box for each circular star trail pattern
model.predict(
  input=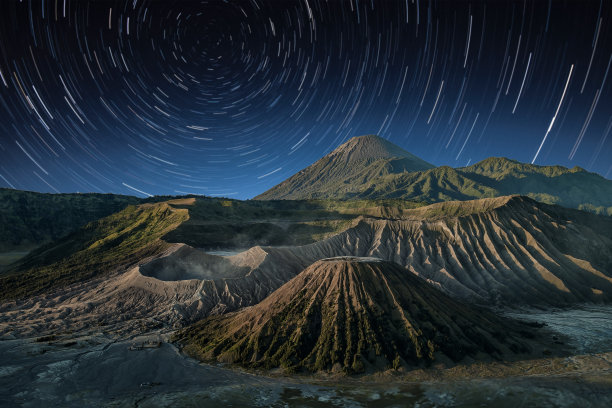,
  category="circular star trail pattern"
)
[0,0,611,198]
